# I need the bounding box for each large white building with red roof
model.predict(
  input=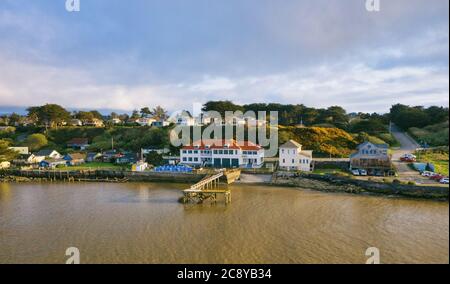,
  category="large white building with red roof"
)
[180,139,264,168]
